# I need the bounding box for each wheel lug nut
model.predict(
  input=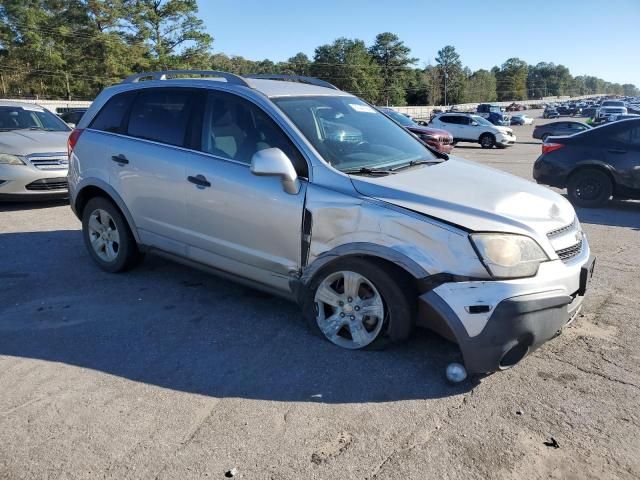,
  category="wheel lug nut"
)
[339,301,344,306]
[354,306,360,311]
[350,315,355,320]
[340,312,345,317]
[347,297,353,303]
